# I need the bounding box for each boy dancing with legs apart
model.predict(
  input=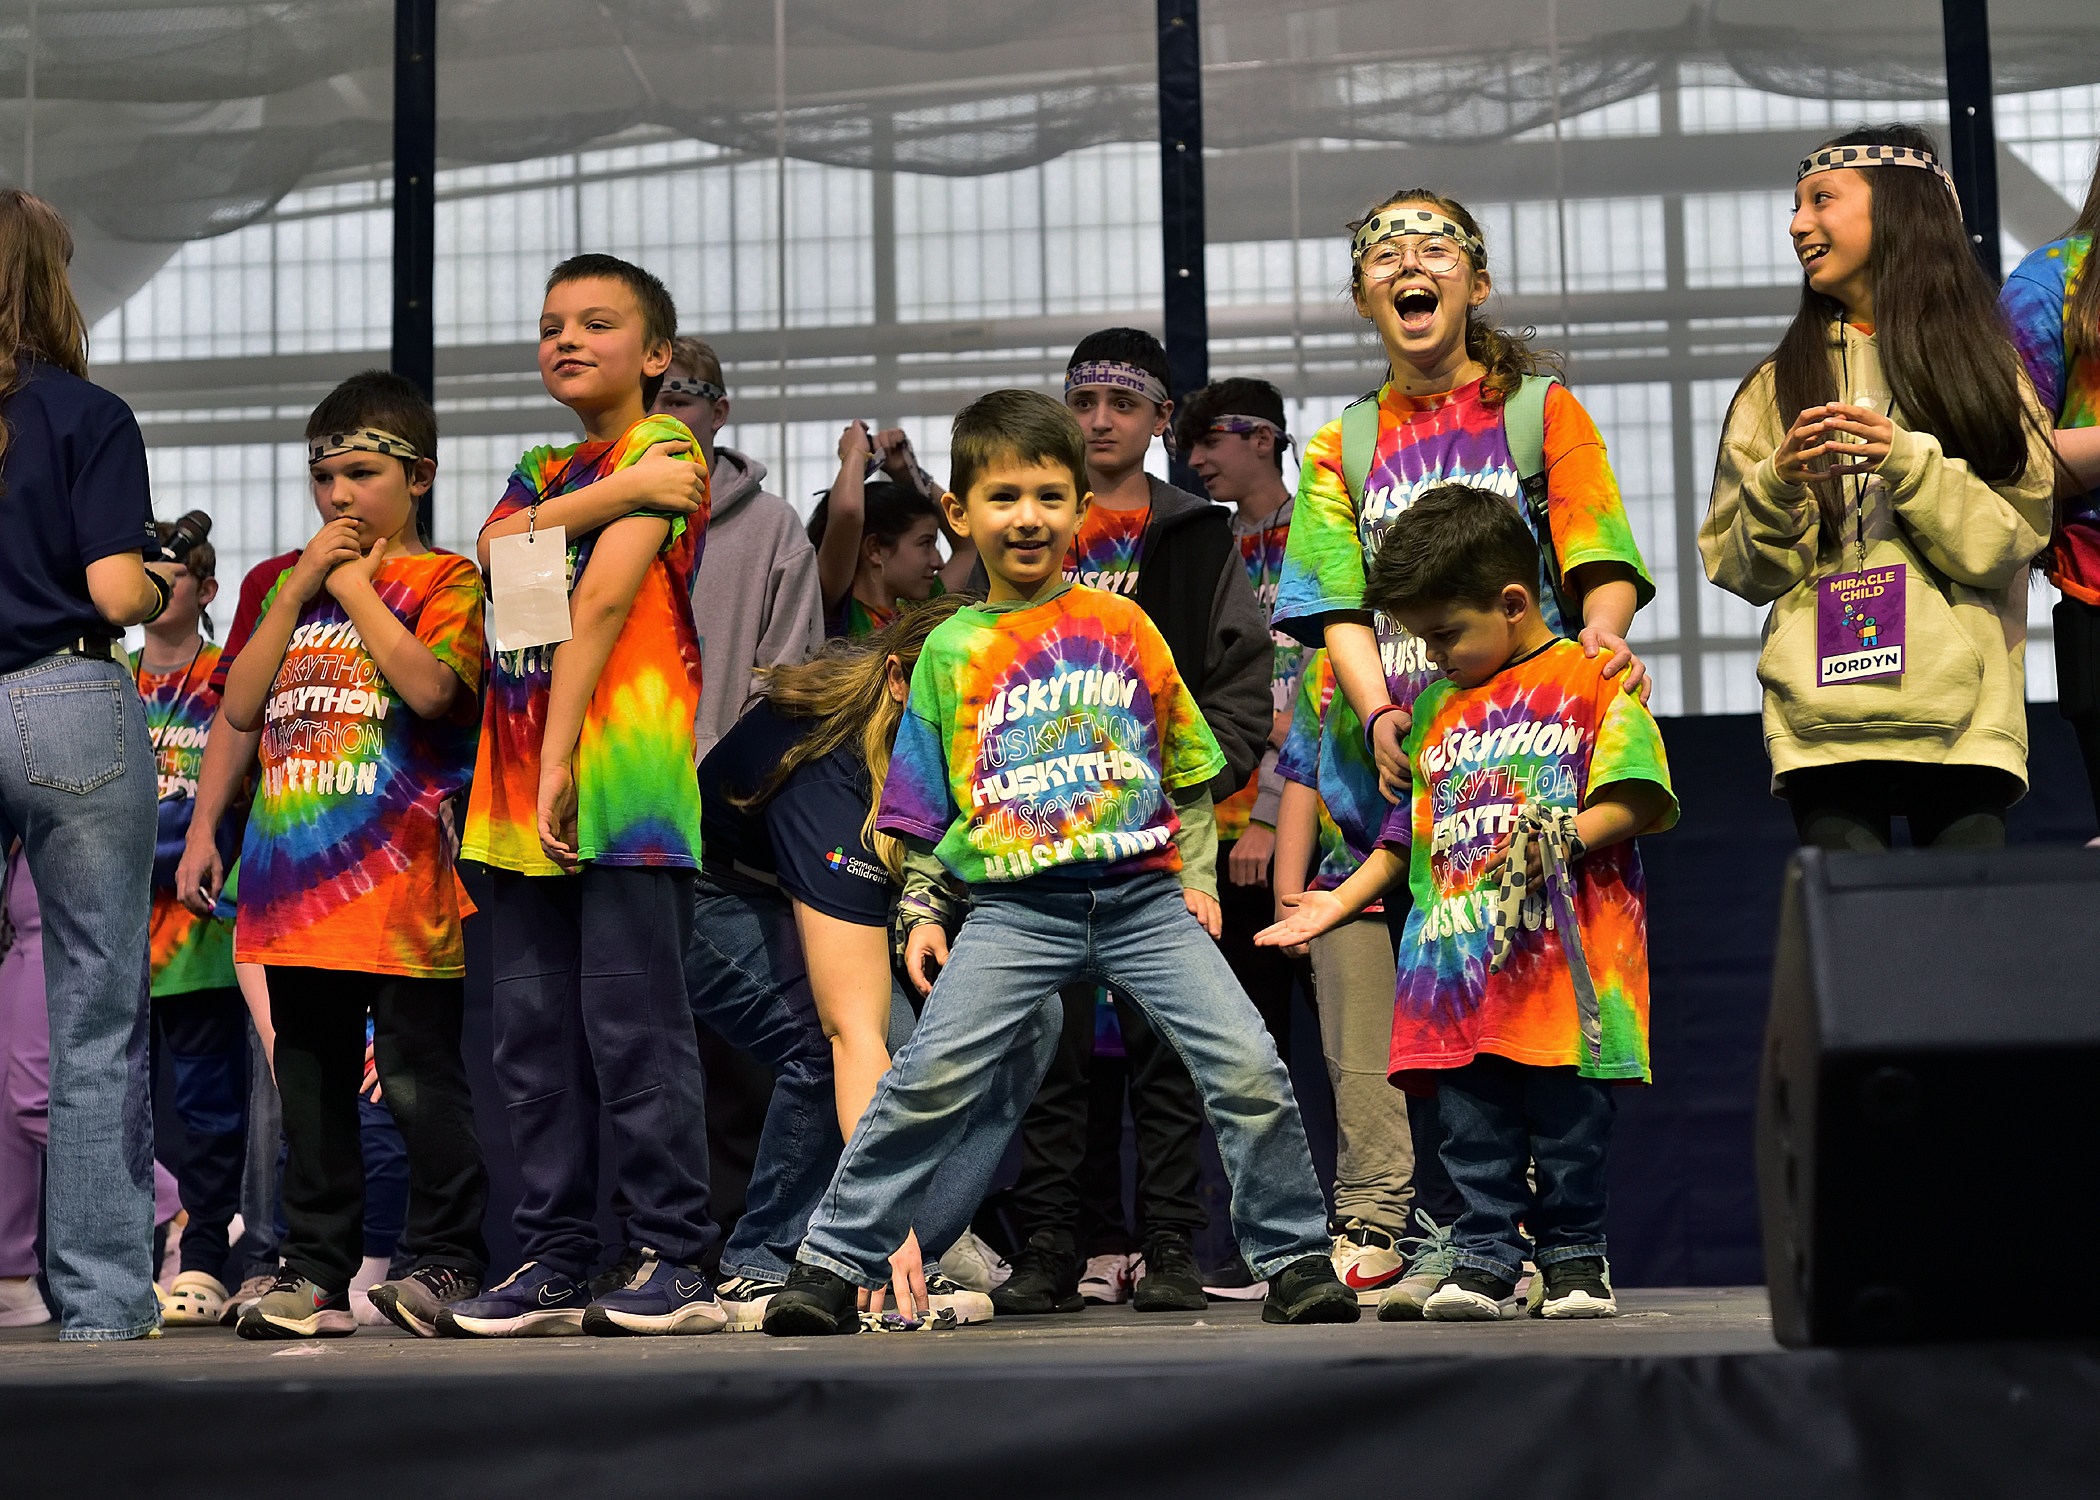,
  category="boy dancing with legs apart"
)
[1260,485,1676,1319]
[763,390,1357,1334]
[224,372,490,1339]
[446,255,720,1337]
